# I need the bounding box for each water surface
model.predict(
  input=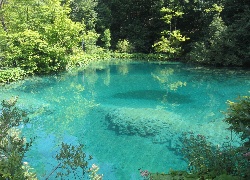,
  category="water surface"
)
[0,60,249,179]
